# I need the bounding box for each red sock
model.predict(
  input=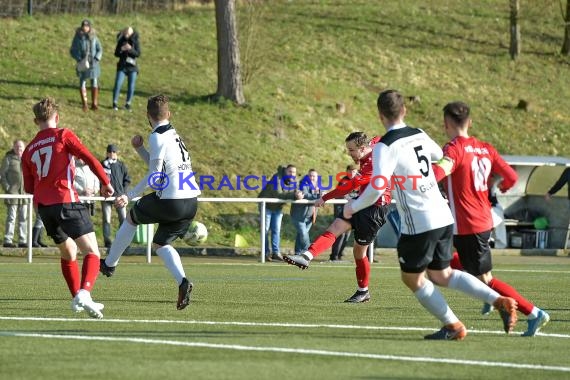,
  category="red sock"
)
[355,256,370,289]
[80,253,100,292]
[450,251,464,270]
[308,231,337,258]
[60,258,80,297]
[489,277,533,315]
